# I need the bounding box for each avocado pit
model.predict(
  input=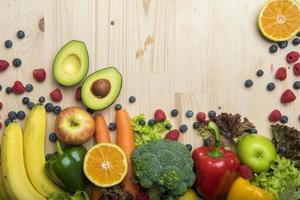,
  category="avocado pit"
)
[92,79,111,98]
